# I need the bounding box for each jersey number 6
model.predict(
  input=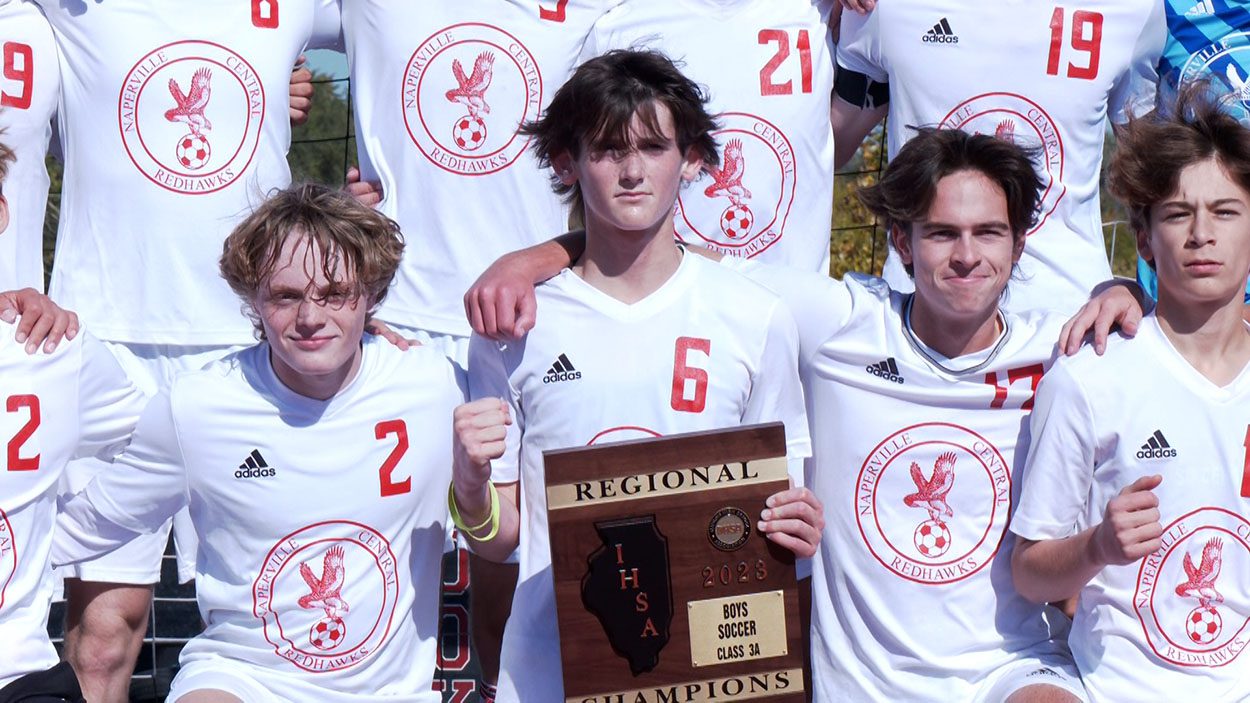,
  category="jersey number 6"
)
[376,419,411,497]
[671,337,711,413]
[6,395,40,472]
